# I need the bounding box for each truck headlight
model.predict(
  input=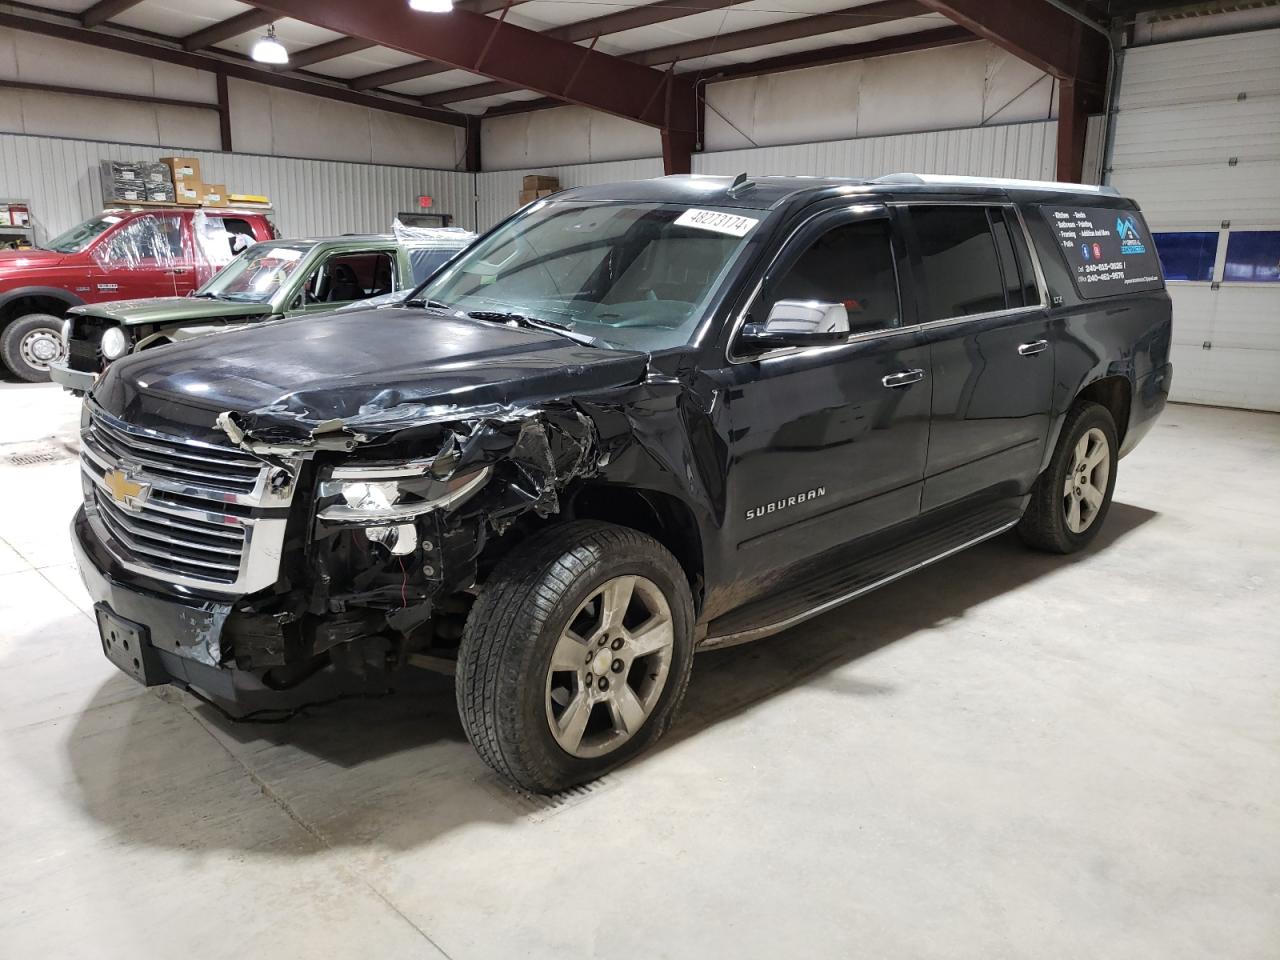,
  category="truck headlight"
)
[317,462,491,522]
[100,326,128,360]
